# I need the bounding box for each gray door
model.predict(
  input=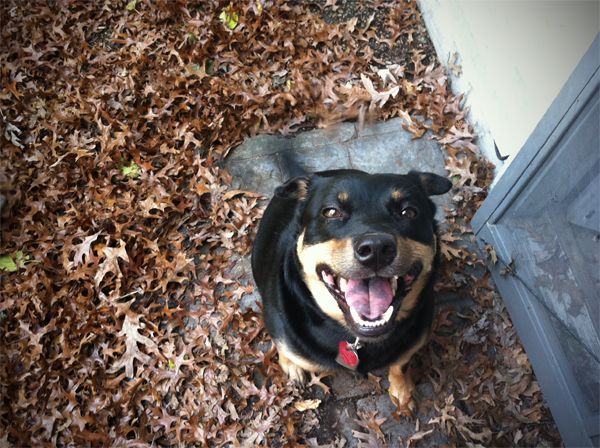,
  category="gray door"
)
[472,35,599,447]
